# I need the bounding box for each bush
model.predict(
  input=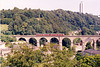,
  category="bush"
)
[1,36,16,42]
